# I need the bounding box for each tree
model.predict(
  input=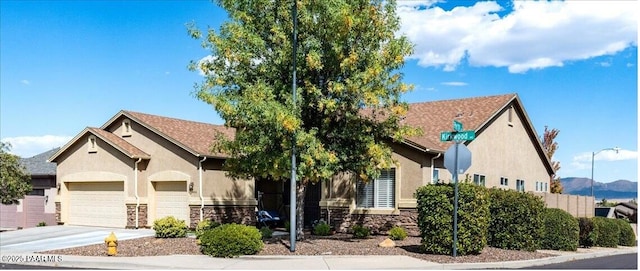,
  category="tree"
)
[540,126,562,193]
[0,142,32,205]
[188,0,416,239]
